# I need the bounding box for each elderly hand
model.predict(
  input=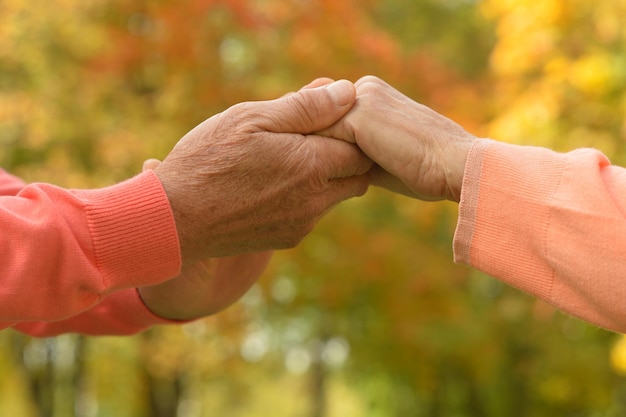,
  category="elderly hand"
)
[321,76,476,202]
[155,79,372,264]
[138,159,273,320]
